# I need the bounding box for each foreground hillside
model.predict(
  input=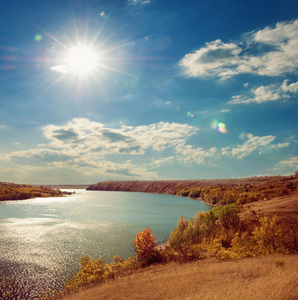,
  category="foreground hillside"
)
[52,189,297,300]
[87,175,298,206]
[60,254,298,300]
